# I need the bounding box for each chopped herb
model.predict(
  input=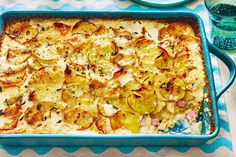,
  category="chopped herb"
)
[50,107,57,111]
[81,71,85,75]
[56,120,62,123]
[21,101,26,105]
[26,30,30,35]
[109,27,112,29]
[0,110,5,116]
[82,29,87,33]
[0,86,2,92]
[148,33,152,38]
[42,116,47,121]
[119,26,124,29]
[138,21,142,24]
[19,116,24,121]
[4,99,9,106]
[24,85,28,88]
[36,103,42,110]
[166,82,173,91]
[134,32,138,34]
[111,51,117,55]
[47,43,52,46]
[78,103,81,106]
[113,106,119,110]
[41,27,45,31]
[56,111,60,114]
[37,123,42,127]
[56,88,61,91]
[65,65,72,75]
[74,120,77,124]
